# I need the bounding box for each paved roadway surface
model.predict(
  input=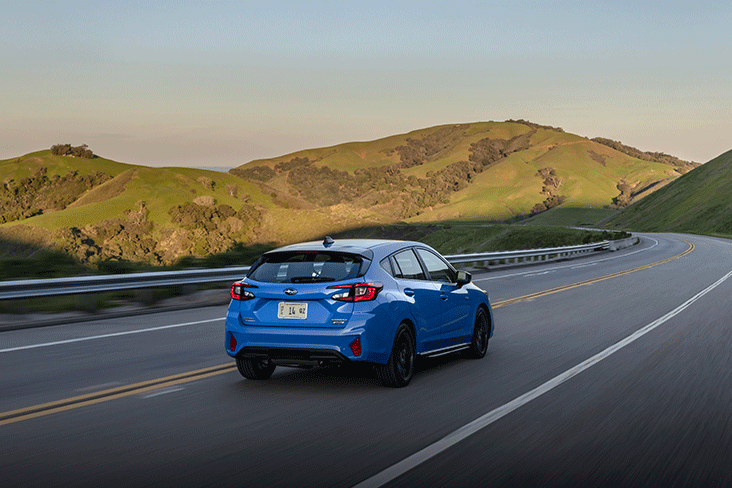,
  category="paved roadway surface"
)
[1,233,731,487]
